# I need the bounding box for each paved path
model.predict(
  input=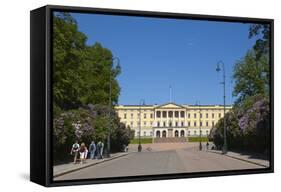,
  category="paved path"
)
[208,150,269,167]
[54,144,266,181]
[53,152,128,177]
